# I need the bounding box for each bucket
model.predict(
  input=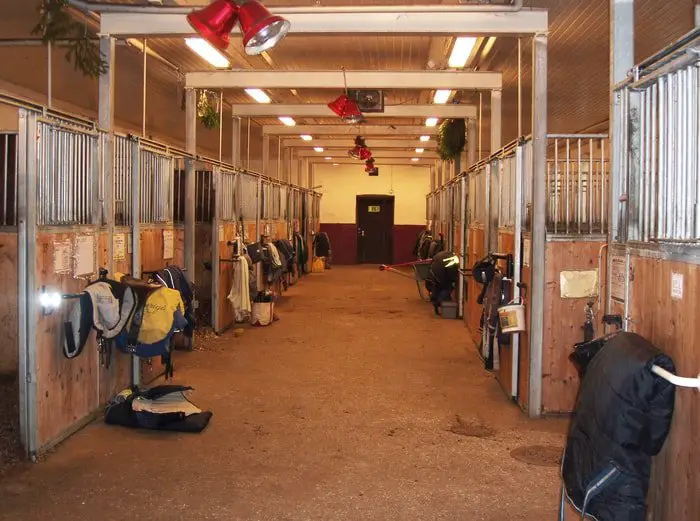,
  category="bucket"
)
[498,299,526,333]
